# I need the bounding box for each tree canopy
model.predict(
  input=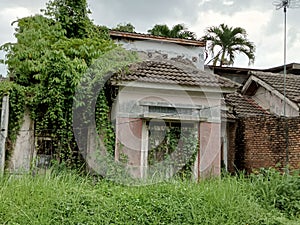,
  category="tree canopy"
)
[147,24,196,40]
[202,23,255,67]
[0,0,136,167]
[113,23,135,33]
[42,0,93,38]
